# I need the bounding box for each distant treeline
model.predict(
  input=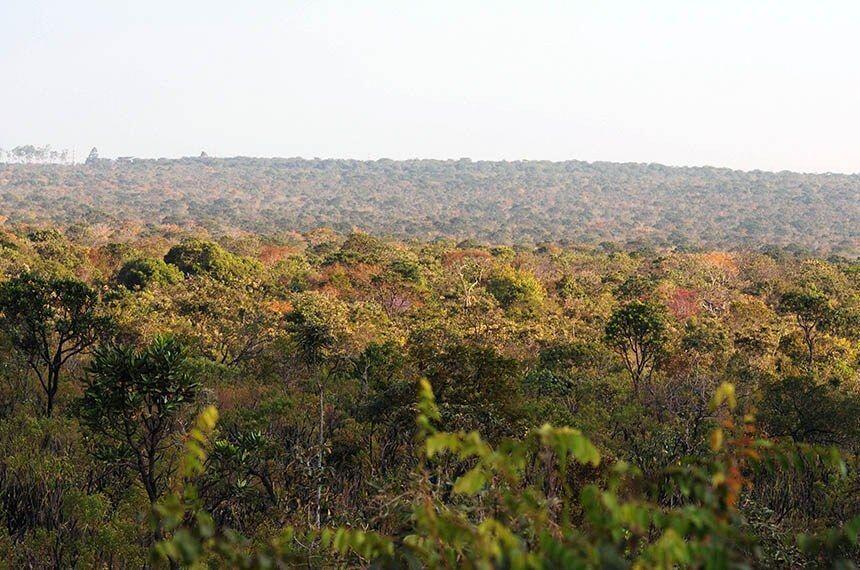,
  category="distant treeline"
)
[0,145,74,164]
[0,157,857,256]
